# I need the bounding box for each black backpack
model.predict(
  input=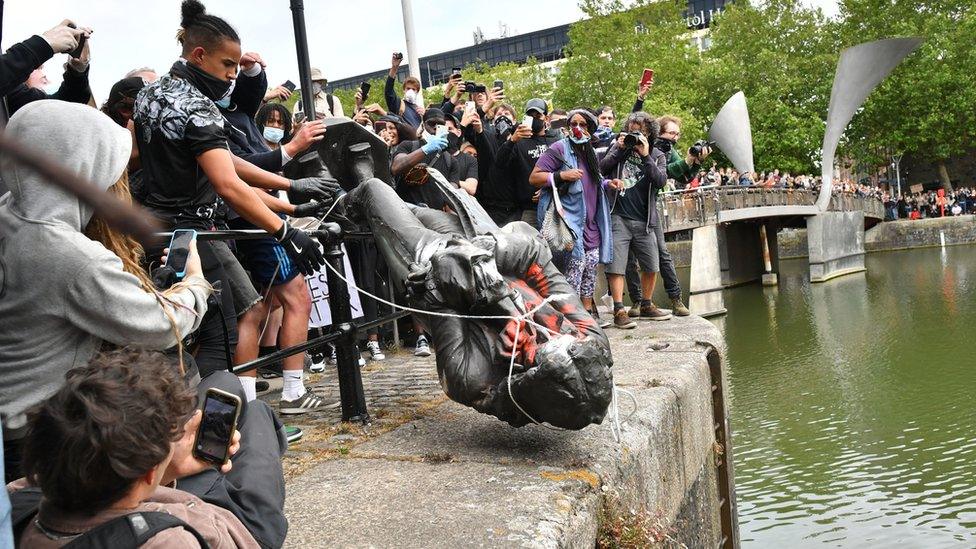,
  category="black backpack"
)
[10,487,210,548]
